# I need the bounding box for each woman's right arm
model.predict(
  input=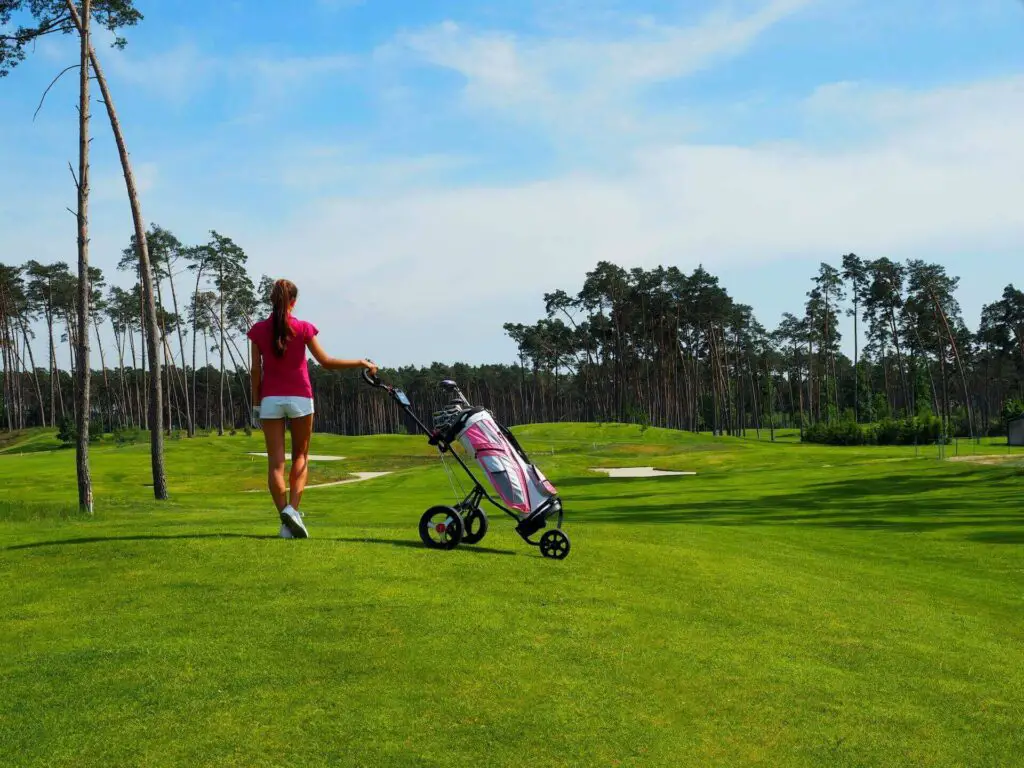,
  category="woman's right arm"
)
[307,337,377,375]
